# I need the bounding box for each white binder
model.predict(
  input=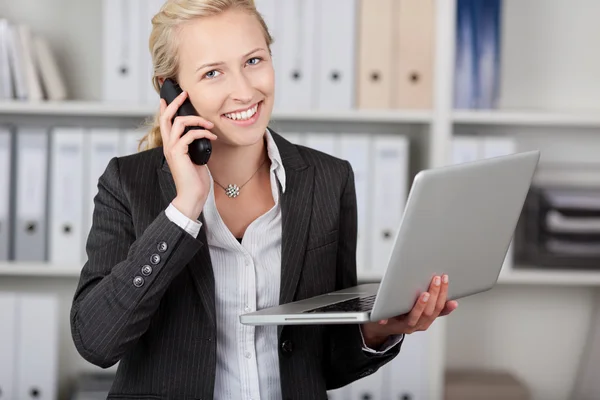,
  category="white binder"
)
[340,134,371,277]
[0,292,17,399]
[388,331,430,399]
[451,136,481,165]
[482,136,517,159]
[83,129,121,261]
[0,127,11,261]
[15,293,59,400]
[120,128,143,156]
[14,127,49,262]
[141,0,164,105]
[0,19,14,100]
[315,0,358,110]
[304,133,338,156]
[49,128,86,266]
[17,24,44,101]
[5,22,27,100]
[370,135,409,277]
[103,0,142,103]
[275,0,318,111]
[279,131,304,146]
